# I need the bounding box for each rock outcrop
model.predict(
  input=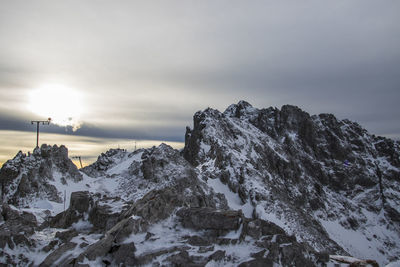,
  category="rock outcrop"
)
[0,204,38,265]
[30,144,230,266]
[0,144,82,207]
[183,101,400,264]
[81,148,128,177]
[0,102,399,266]
[177,207,242,231]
